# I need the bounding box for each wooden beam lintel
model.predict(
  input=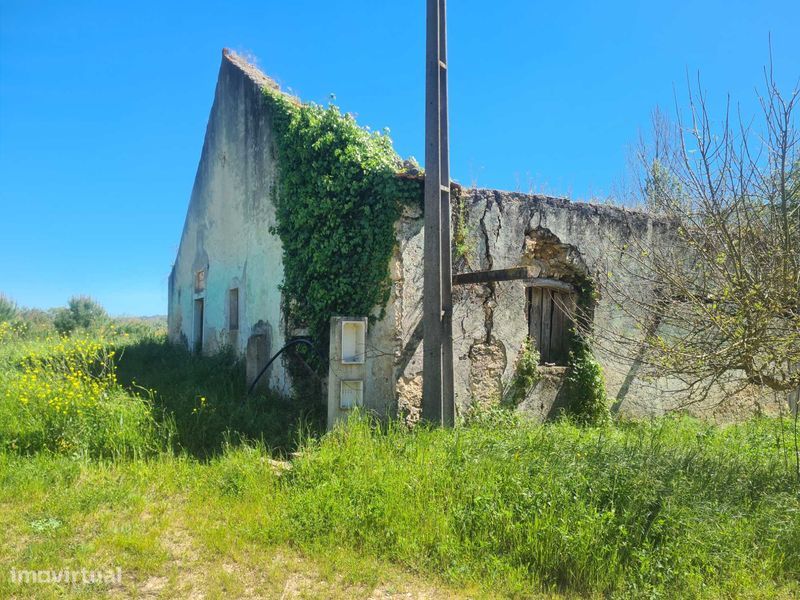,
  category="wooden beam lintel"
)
[452,269,577,292]
[452,267,535,286]
[525,277,576,293]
